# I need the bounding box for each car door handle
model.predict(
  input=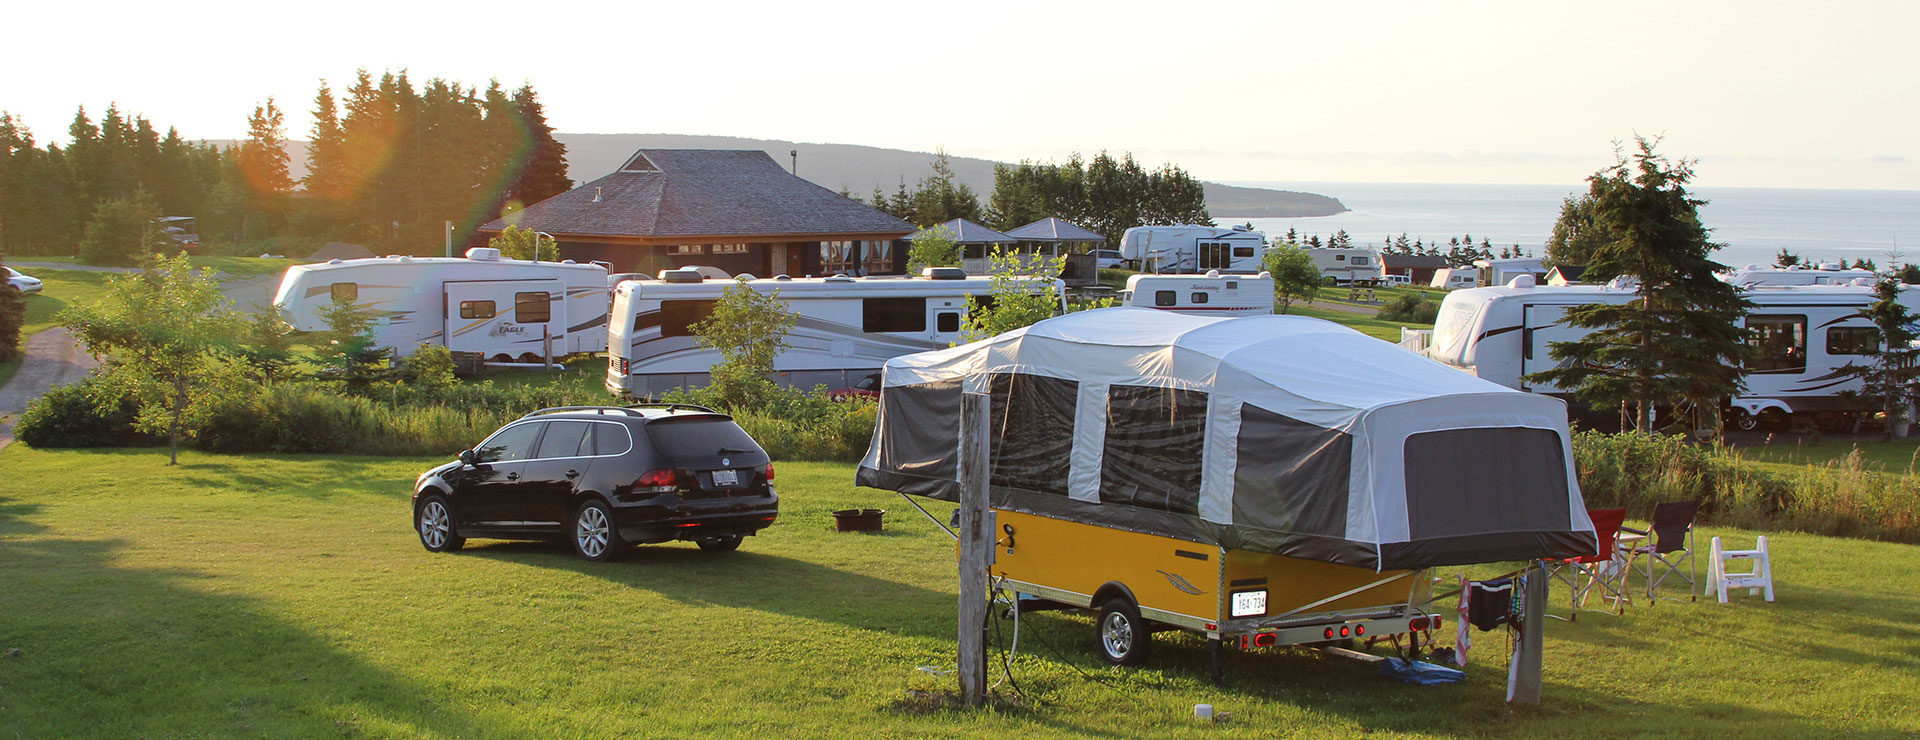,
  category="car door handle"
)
[507,472,519,480]
[565,470,579,479]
